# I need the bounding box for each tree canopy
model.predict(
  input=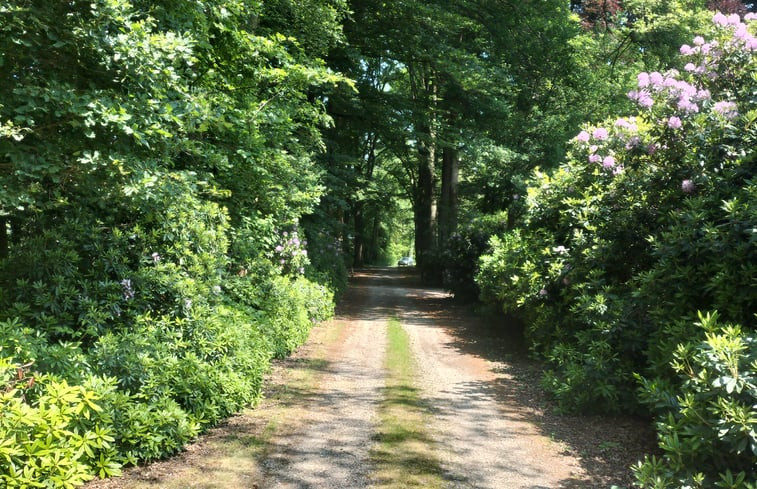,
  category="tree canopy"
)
[0,0,755,486]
